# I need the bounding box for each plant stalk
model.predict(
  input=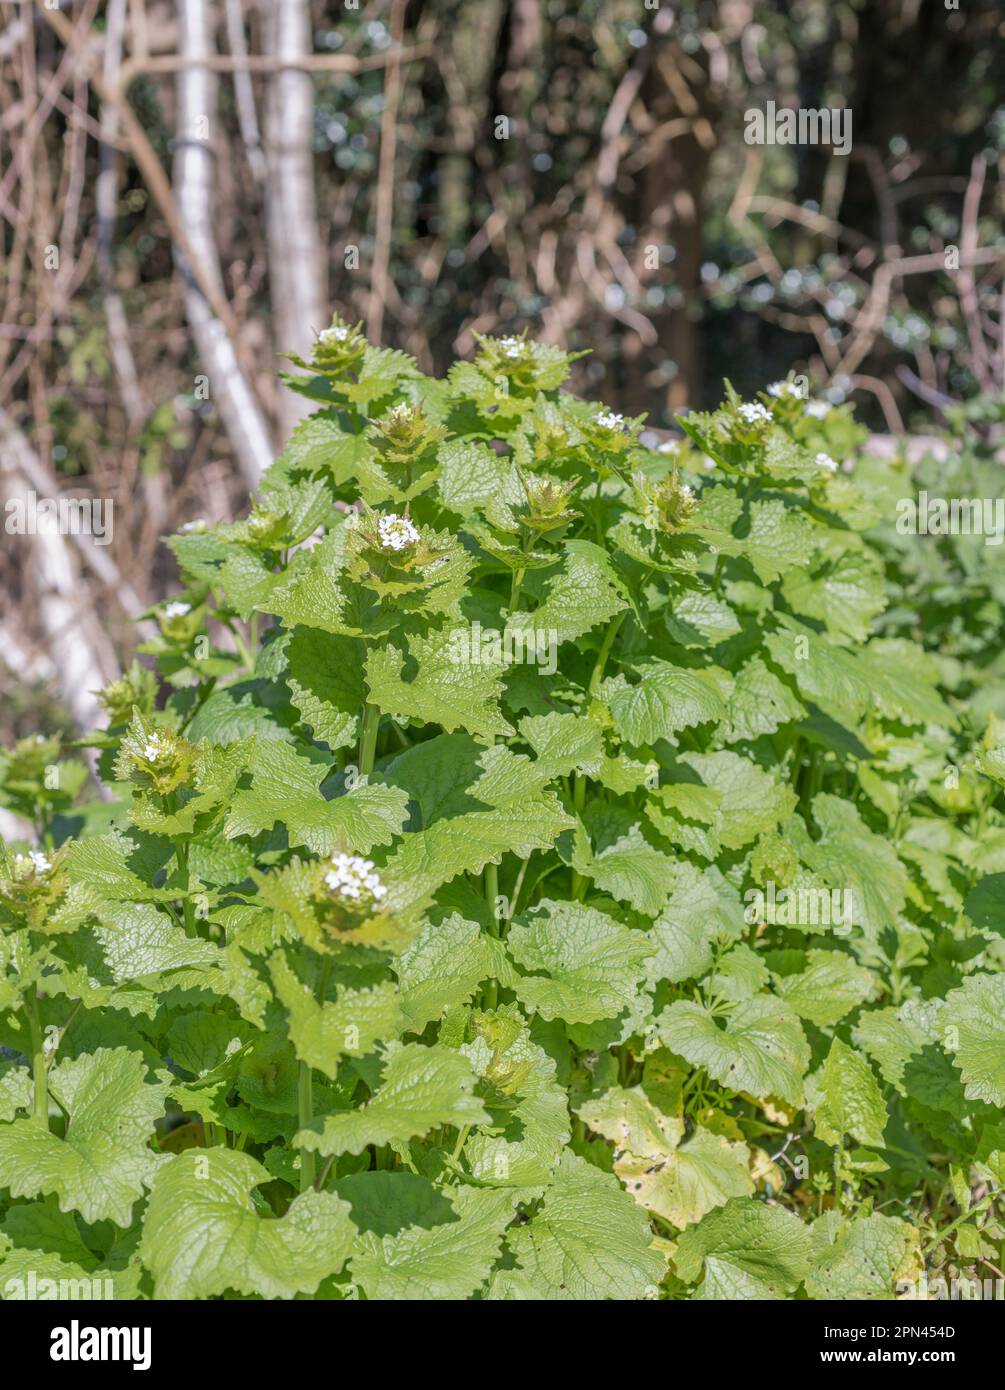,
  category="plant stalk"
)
[358,700,381,779]
[26,993,49,1130]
